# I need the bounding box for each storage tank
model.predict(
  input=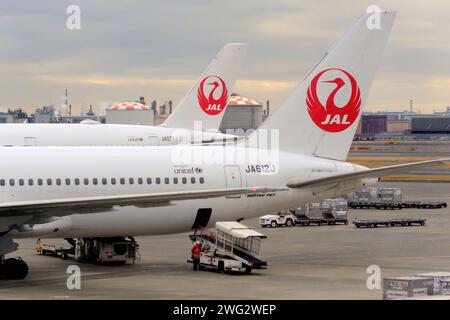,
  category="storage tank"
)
[106,102,153,125]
